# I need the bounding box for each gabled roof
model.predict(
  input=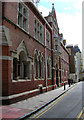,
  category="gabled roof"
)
[49,3,58,27]
[50,3,56,20]
[45,3,59,33]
